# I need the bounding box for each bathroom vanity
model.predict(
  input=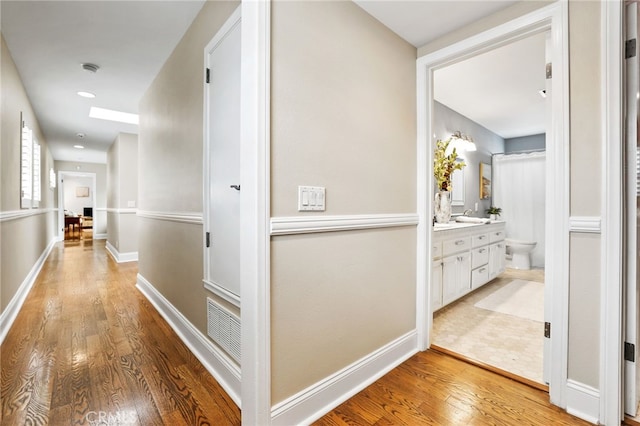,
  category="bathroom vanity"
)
[432,220,506,311]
